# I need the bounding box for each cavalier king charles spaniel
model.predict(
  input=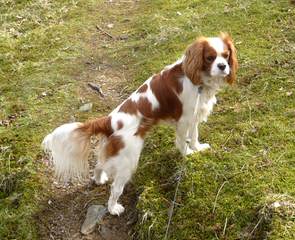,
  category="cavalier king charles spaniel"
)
[43,33,238,215]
